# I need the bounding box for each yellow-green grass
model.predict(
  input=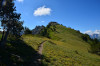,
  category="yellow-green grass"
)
[0,34,48,65]
[1,23,99,66]
[0,34,2,40]
[42,40,100,66]
[21,25,100,66]
[41,25,100,66]
[22,35,48,51]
